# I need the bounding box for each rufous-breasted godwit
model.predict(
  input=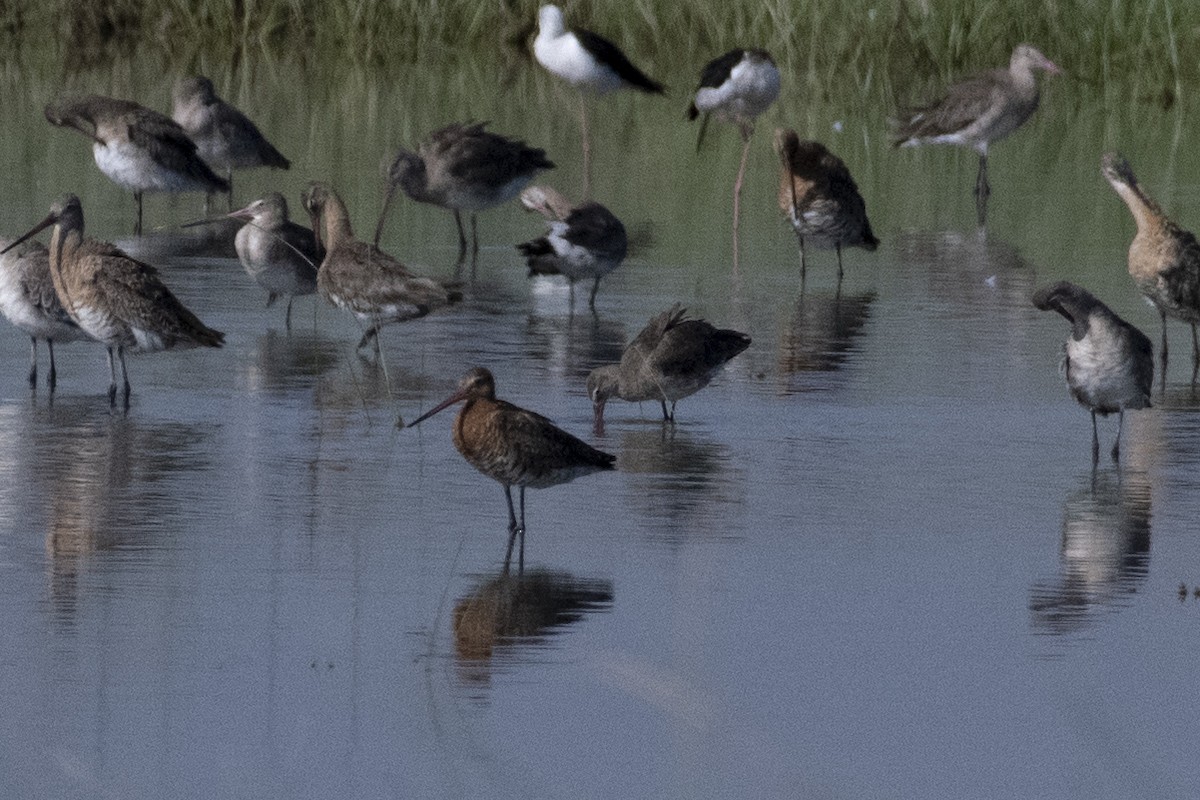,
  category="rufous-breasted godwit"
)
[407,366,615,571]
